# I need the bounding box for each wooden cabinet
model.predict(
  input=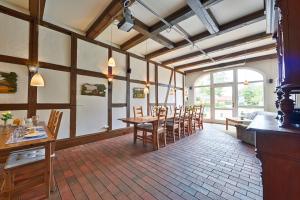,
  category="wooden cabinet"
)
[274,0,300,127]
[248,115,300,200]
